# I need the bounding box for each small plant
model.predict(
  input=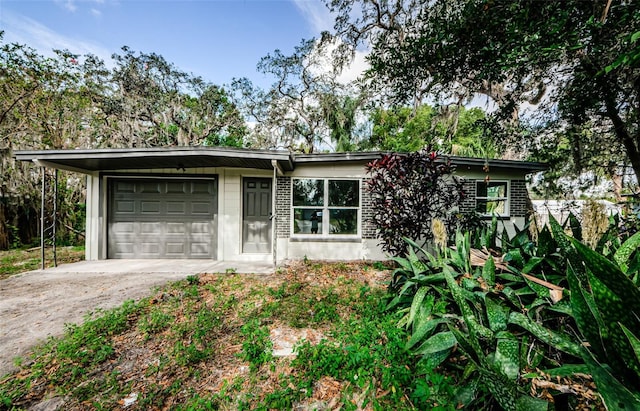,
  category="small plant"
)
[139,308,174,337]
[186,274,199,285]
[238,318,273,371]
[225,267,237,274]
